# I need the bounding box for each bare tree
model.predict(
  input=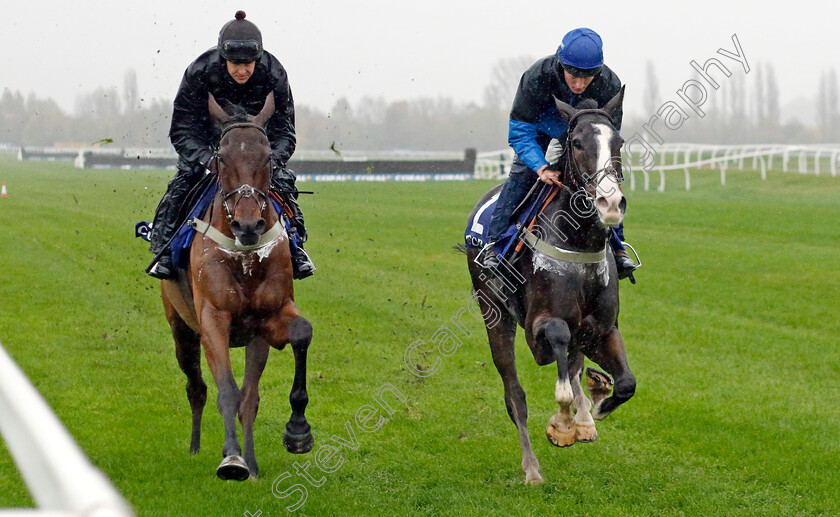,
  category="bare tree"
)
[818,68,838,141]
[75,86,122,118]
[764,63,780,140]
[483,56,535,110]
[124,69,139,113]
[644,60,660,116]
[828,68,839,141]
[752,62,765,129]
[728,72,746,136]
